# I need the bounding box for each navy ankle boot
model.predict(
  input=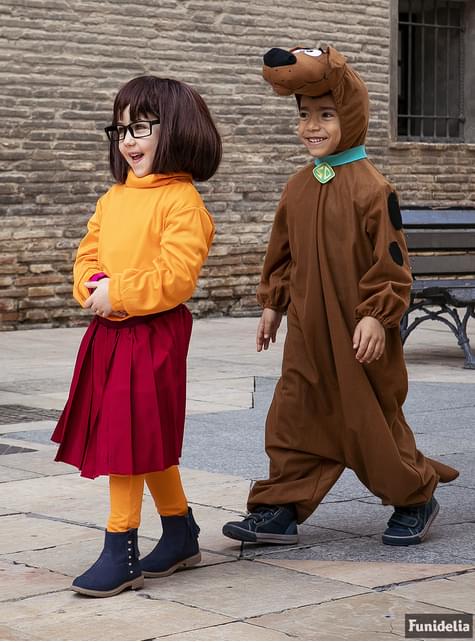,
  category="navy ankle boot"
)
[72,528,144,597]
[140,507,201,578]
